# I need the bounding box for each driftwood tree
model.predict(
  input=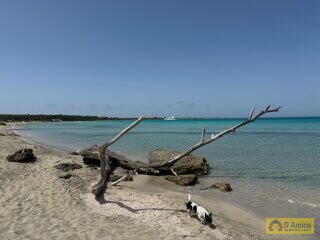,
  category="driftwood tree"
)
[91,116,144,196]
[90,105,280,196]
